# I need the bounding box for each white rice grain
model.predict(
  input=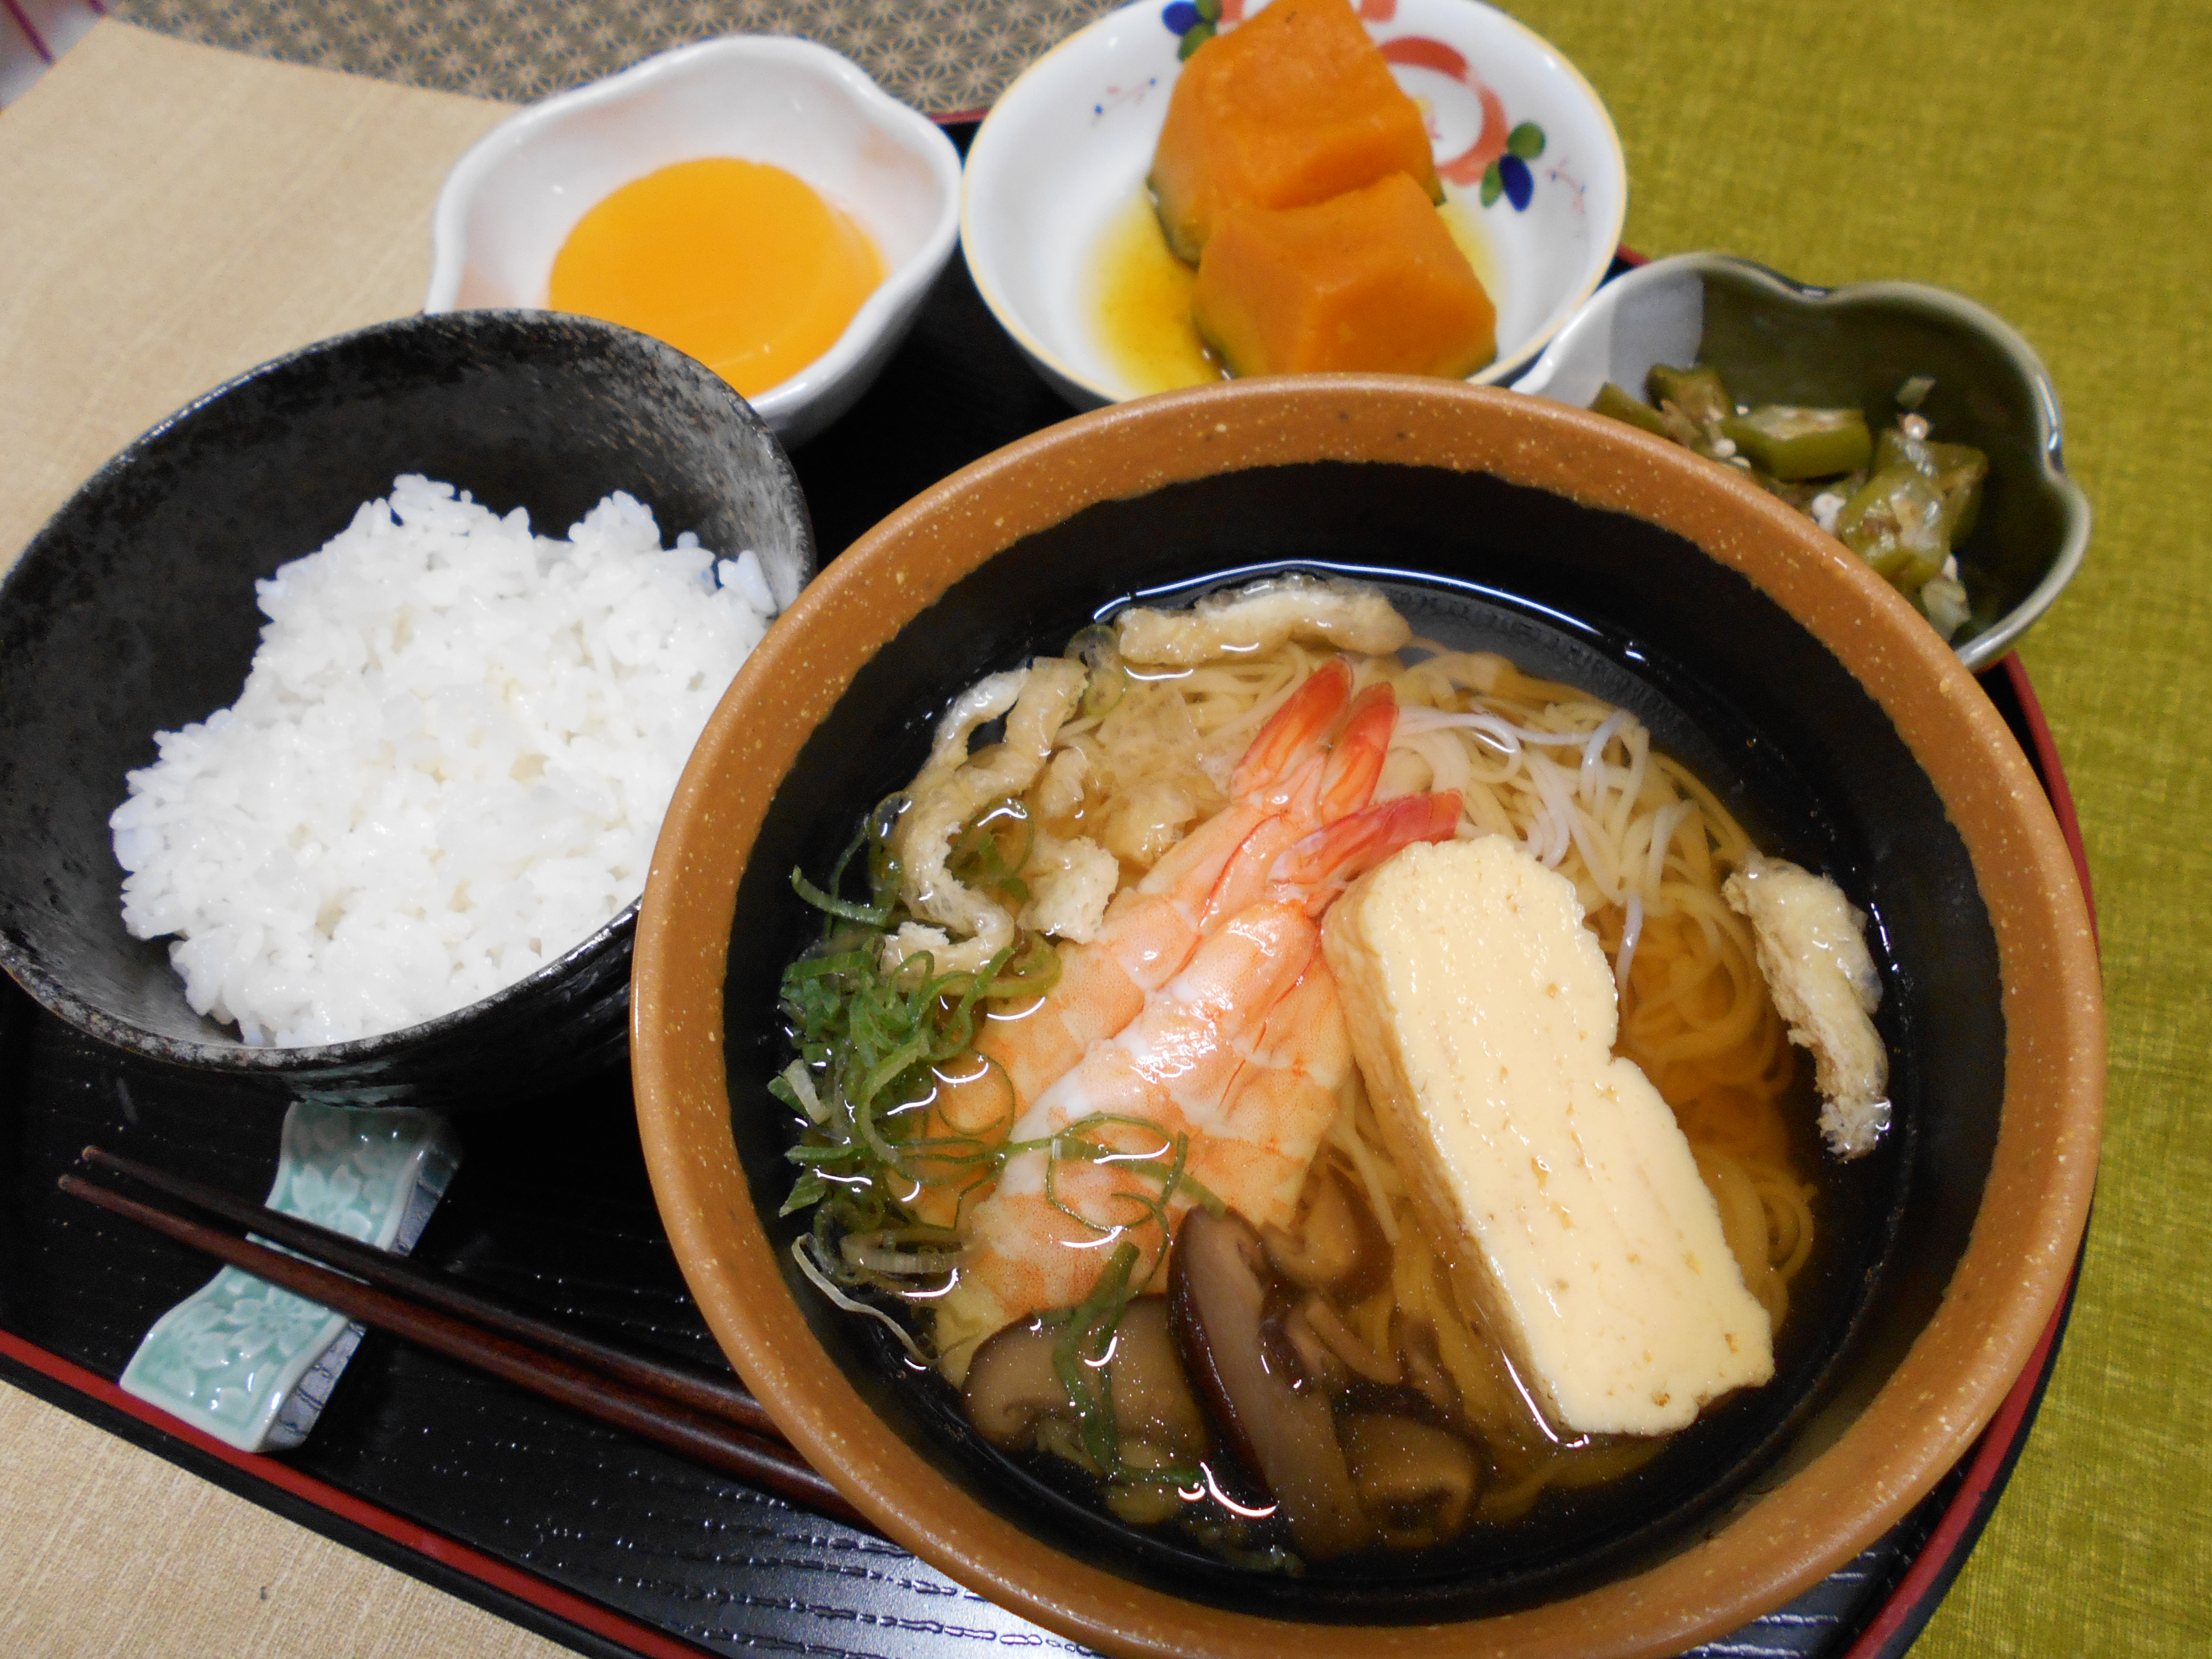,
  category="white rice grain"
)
[109,475,779,1046]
